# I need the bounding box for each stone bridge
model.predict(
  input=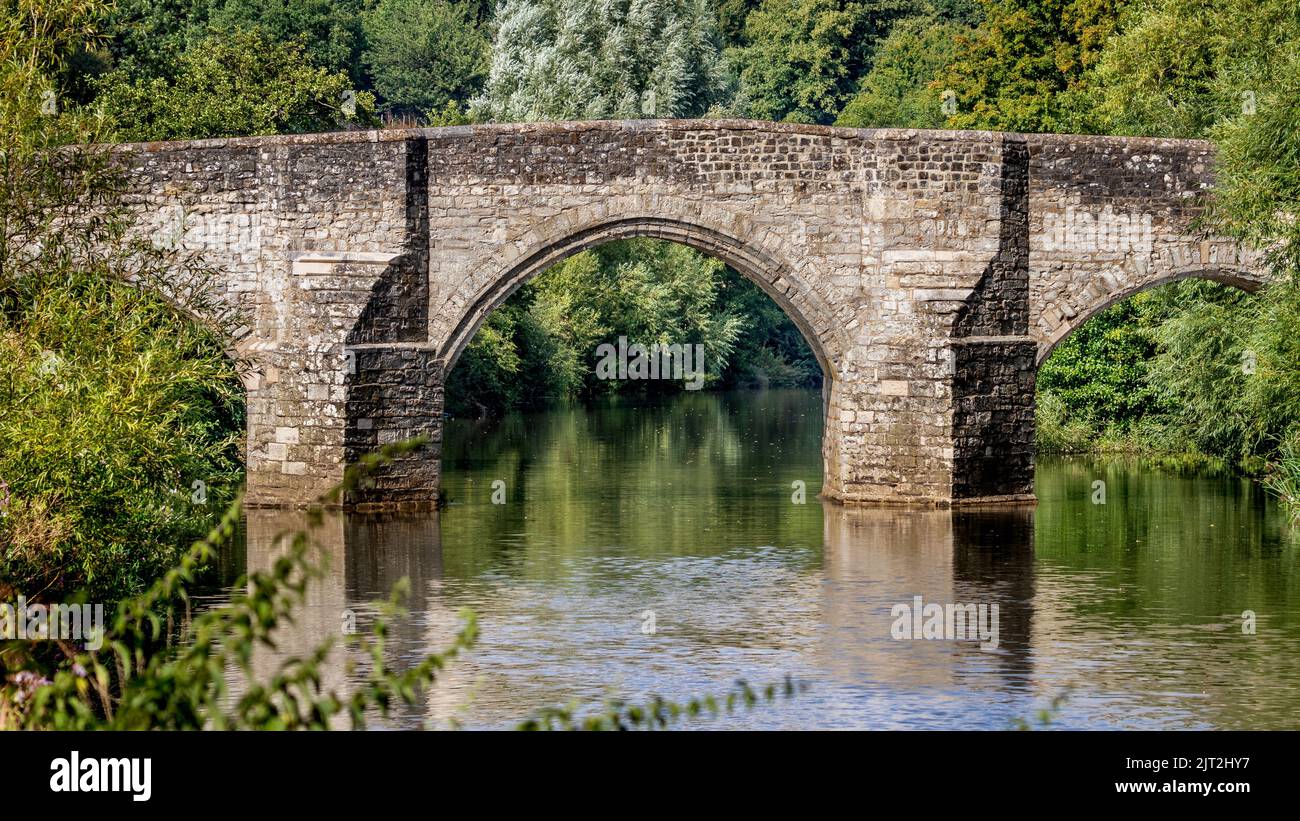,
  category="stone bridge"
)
[106,120,1266,508]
